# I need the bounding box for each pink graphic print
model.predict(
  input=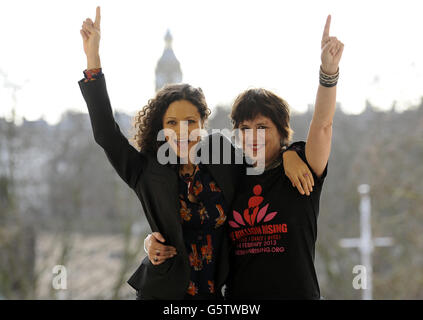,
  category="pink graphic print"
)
[229,184,278,228]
